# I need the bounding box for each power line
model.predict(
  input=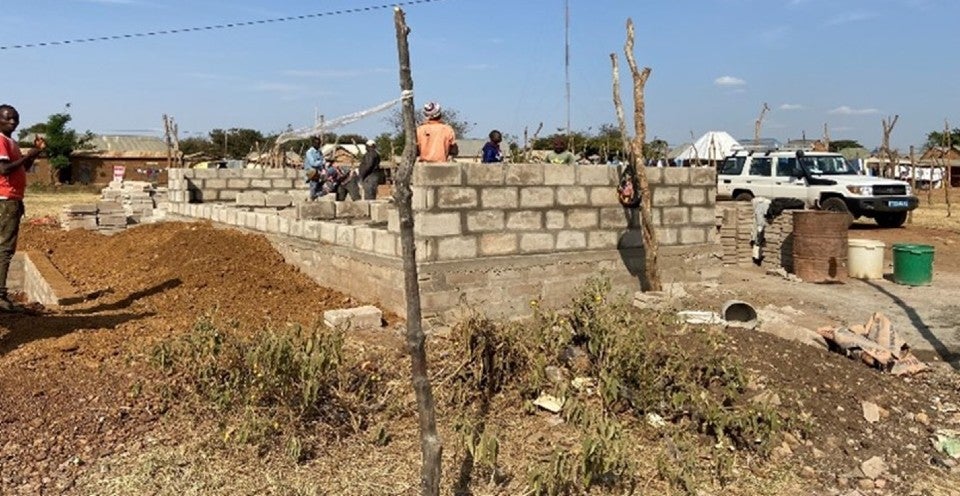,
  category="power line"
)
[0,0,447,51]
